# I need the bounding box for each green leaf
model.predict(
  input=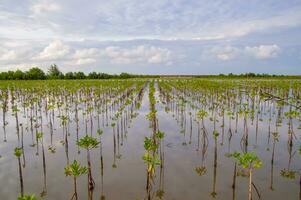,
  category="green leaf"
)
[64,160,88,177]
[77,135,100,149]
